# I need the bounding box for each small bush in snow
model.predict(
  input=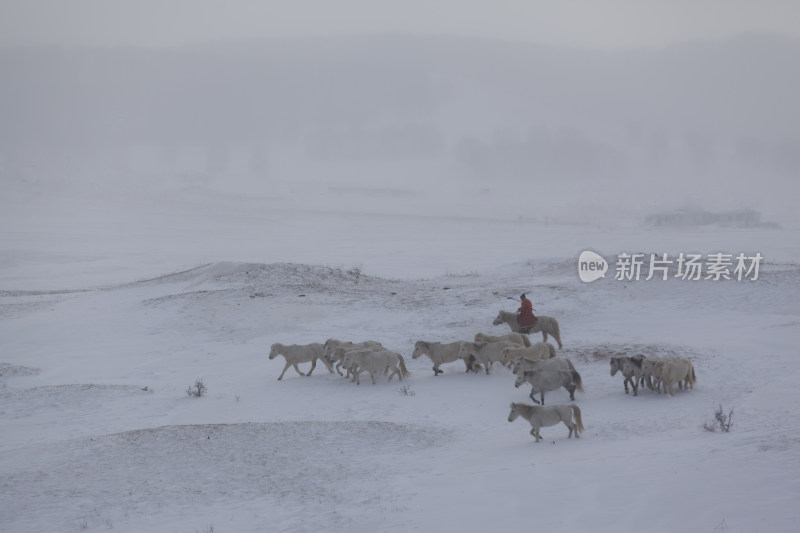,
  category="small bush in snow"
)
[398,384,415,397]
[704,404,733,432]
[187,378,207,398]
[347,266,362,283]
